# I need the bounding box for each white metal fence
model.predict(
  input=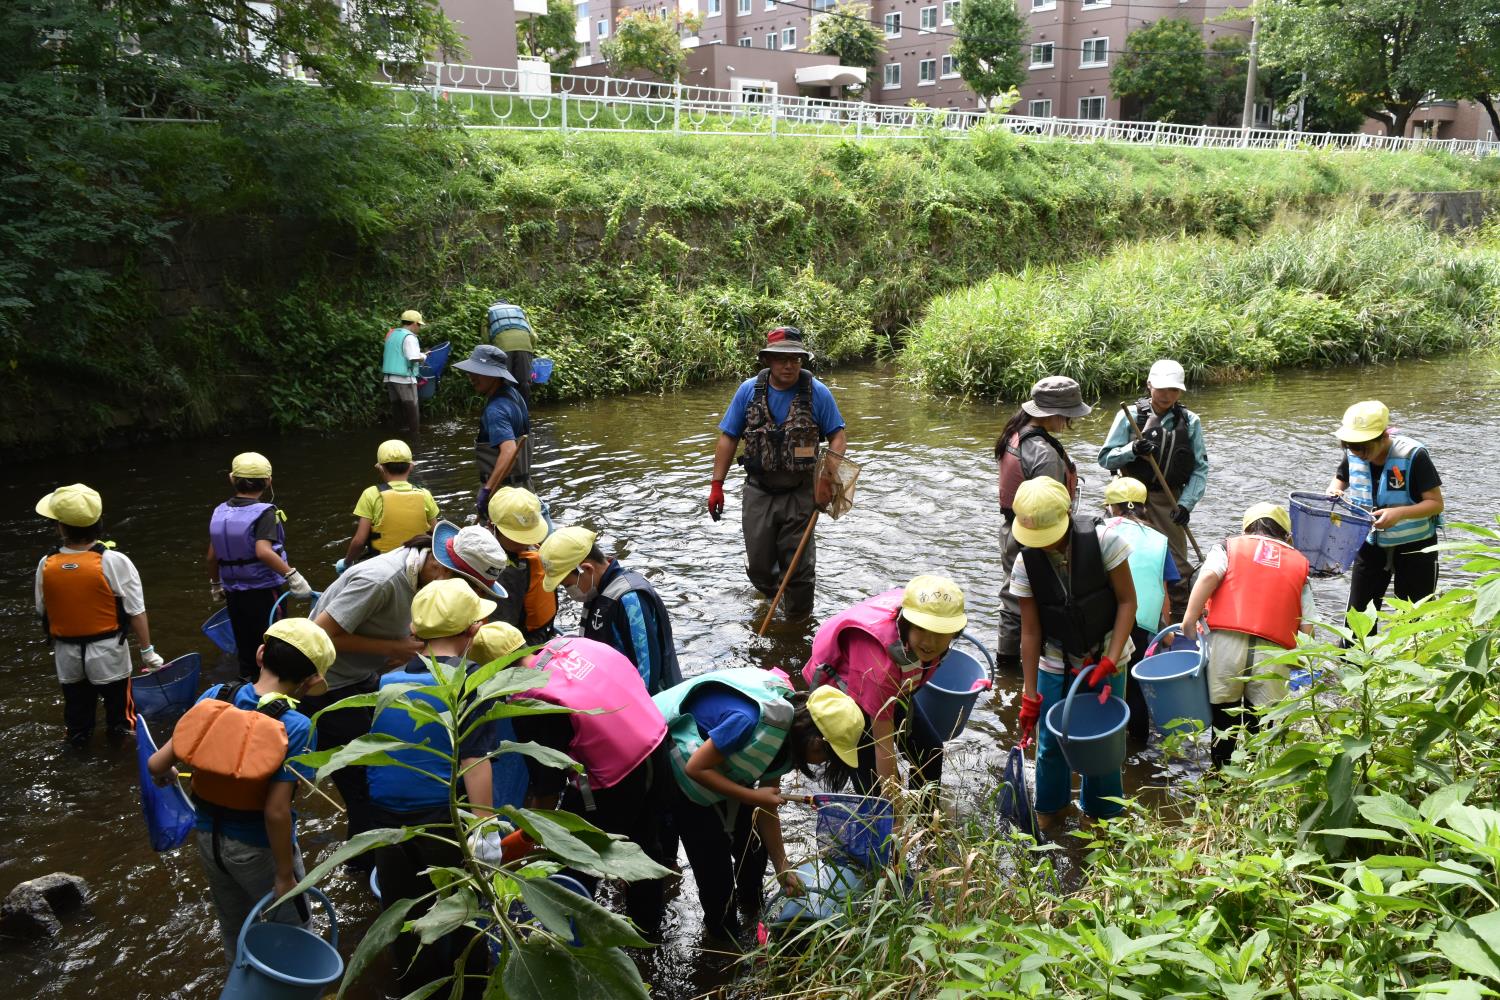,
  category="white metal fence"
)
[380,60,1500,155]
